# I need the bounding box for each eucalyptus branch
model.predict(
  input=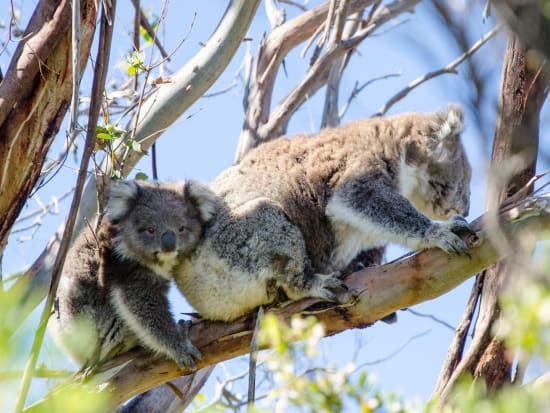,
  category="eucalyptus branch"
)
[258,0,419,140]
[26,193,550,411]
